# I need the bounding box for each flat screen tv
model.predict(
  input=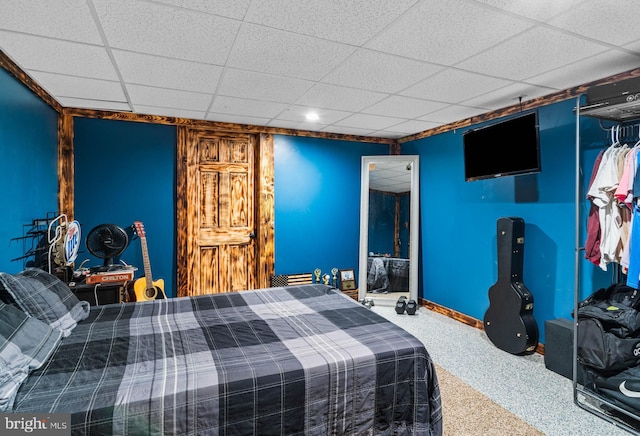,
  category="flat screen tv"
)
[463,111,541,182]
